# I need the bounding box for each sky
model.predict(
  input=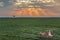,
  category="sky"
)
[0,0,60,17]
